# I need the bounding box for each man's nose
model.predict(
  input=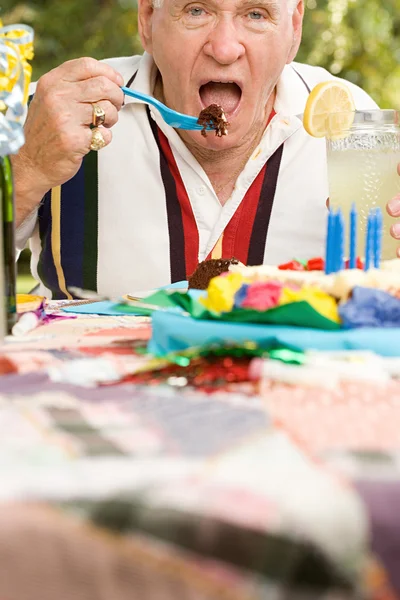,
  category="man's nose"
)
[203,17,245,64]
